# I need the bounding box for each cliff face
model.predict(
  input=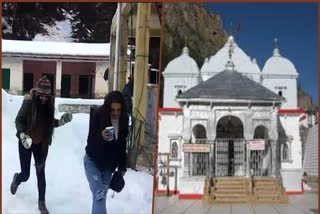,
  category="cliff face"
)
[162,2,228,69]
[298,86,318,114]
